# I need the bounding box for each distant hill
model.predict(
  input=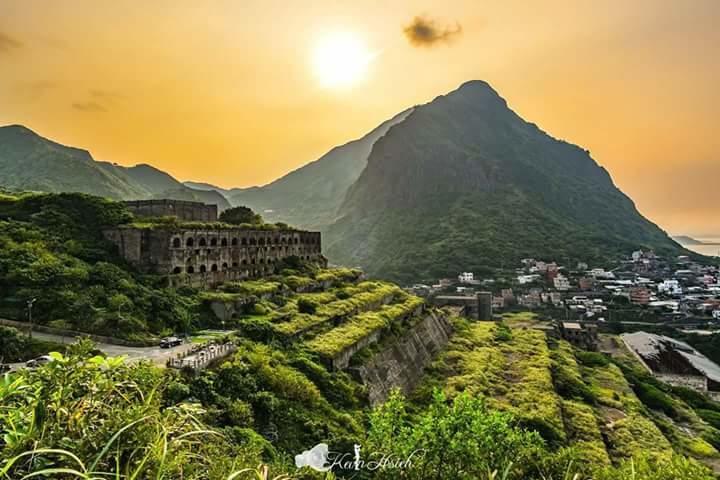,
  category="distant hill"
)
[228,109,413,230]
[154,186,231,211]
[0,125,231,210]
[323,81,689,282]
[0,125,146,199]
[673,235,707,246]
